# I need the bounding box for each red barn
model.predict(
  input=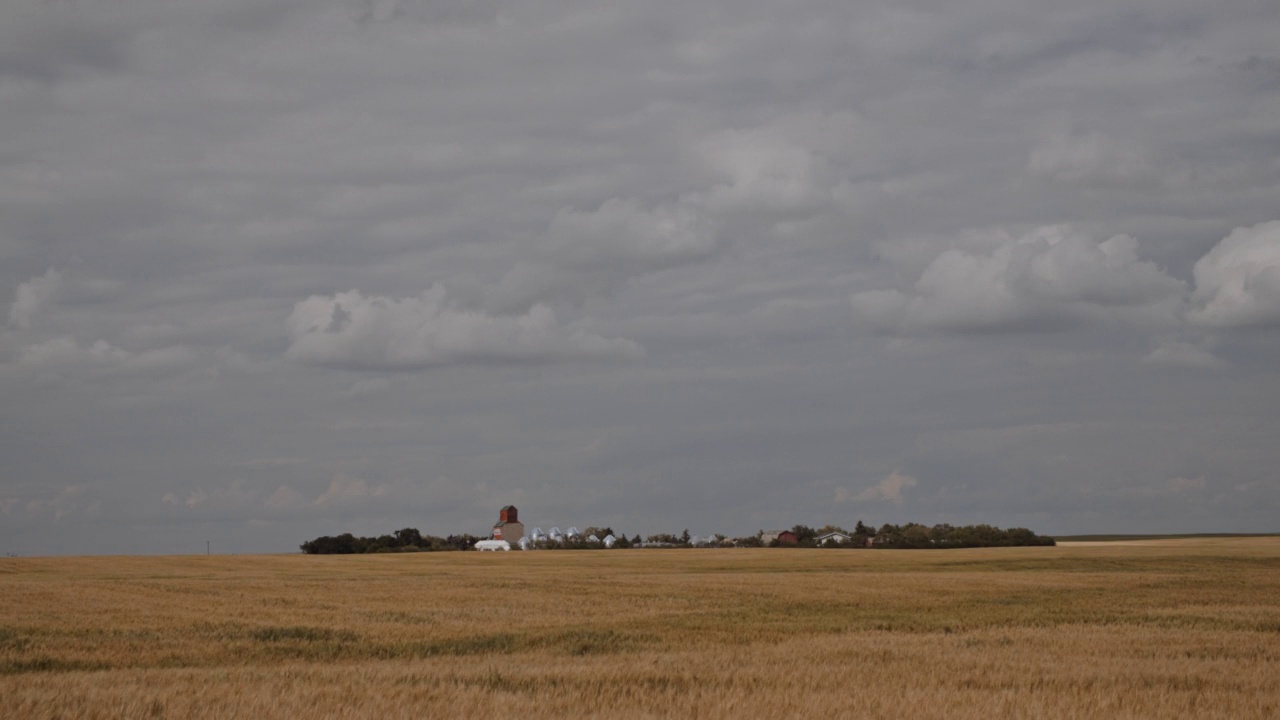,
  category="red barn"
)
[761,529,799,546]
